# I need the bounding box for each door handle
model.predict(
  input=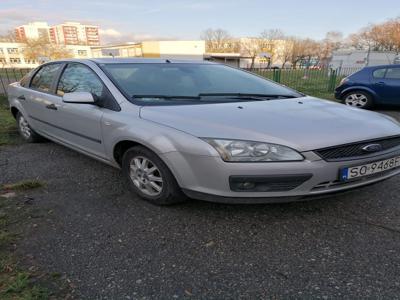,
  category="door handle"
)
[46,104,58,110]
[17,95,25,100]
